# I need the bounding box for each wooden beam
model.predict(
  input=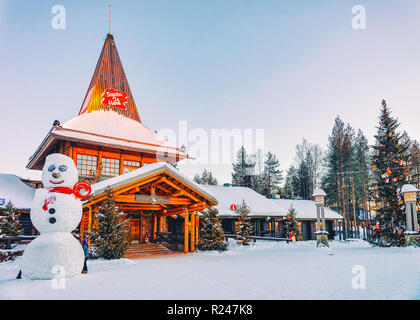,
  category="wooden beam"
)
[87,174,163,205]
[118,204,163,210]
[172,190,184,197]
[191,211,195,252]
[153,214,157,241]
[165,171,217,205]
[184,207,189,254]
[161,177,201,202]
[195,213,199,247]
[115,194,192,205]
[155,183,172,194]
[159,216,163,232]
